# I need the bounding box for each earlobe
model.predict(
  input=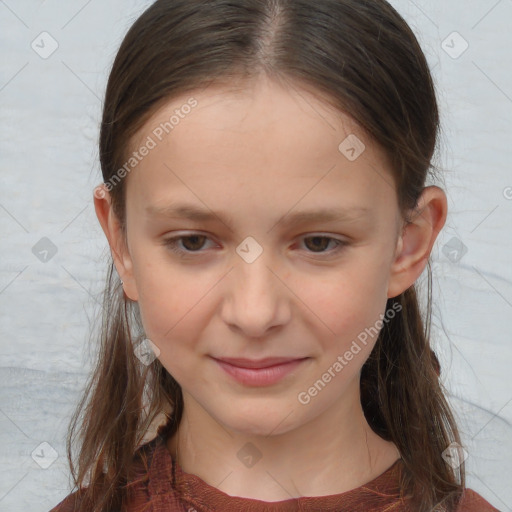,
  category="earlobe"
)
[387,186,448,299]
[93,184,138,301]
